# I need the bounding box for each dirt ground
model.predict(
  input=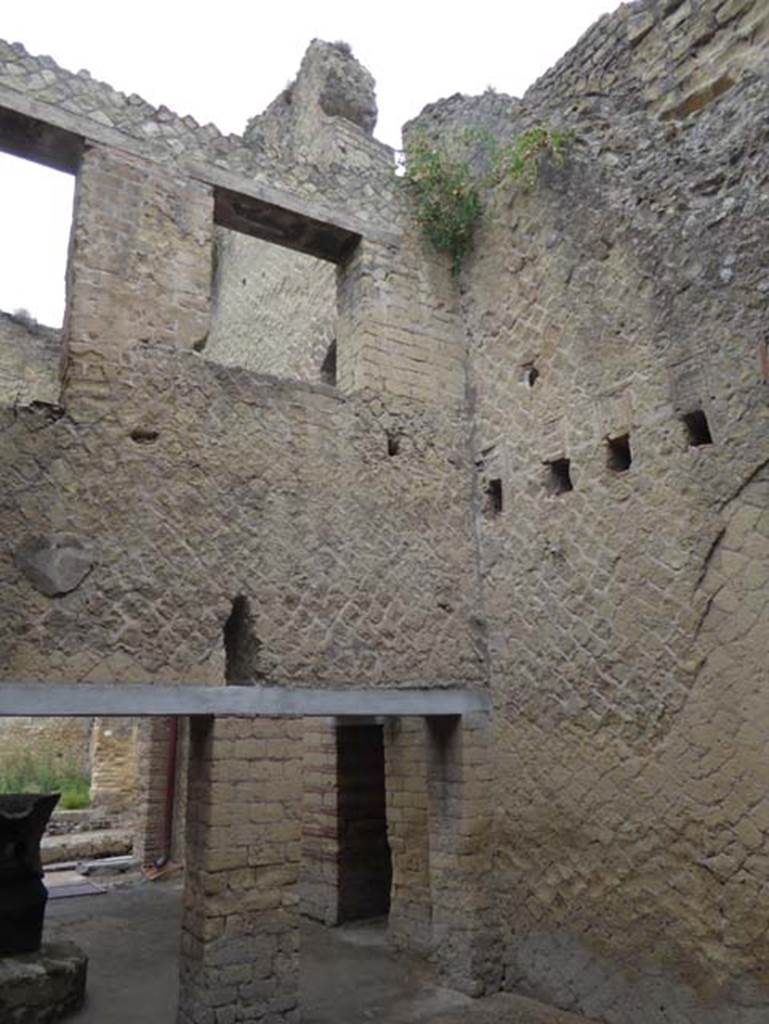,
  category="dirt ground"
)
[44,878,594,1024]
